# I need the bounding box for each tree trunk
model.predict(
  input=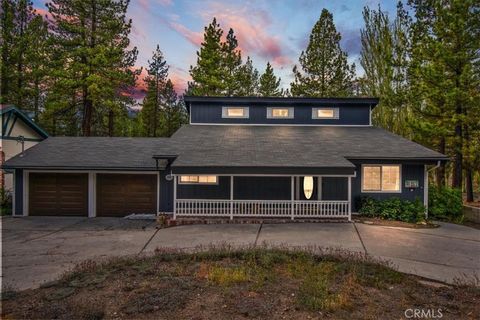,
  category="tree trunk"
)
[33,76,39,121]
[452,123,463,189]
[436,137,446,187]
[108,110,114,137]
[82,87,92,136]
[466,167,474,202]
